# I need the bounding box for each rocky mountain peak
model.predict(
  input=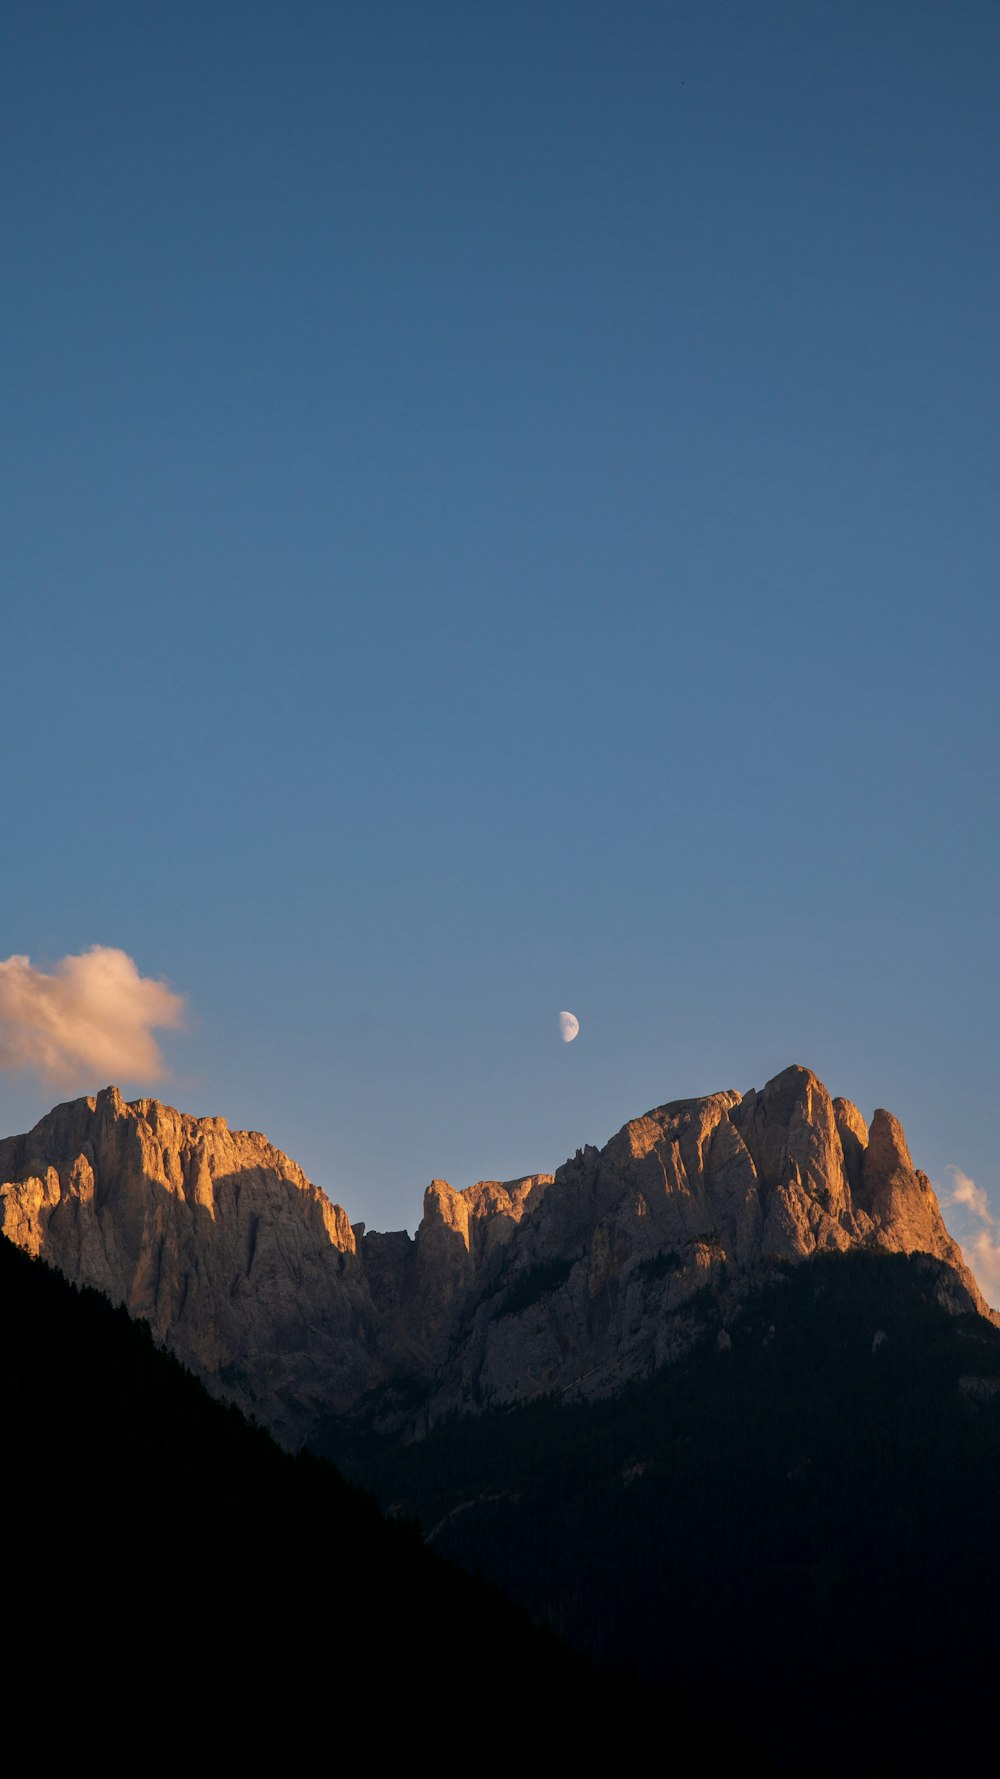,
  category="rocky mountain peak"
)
[0,1087,366,1442]
[0,1064,988,1442]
